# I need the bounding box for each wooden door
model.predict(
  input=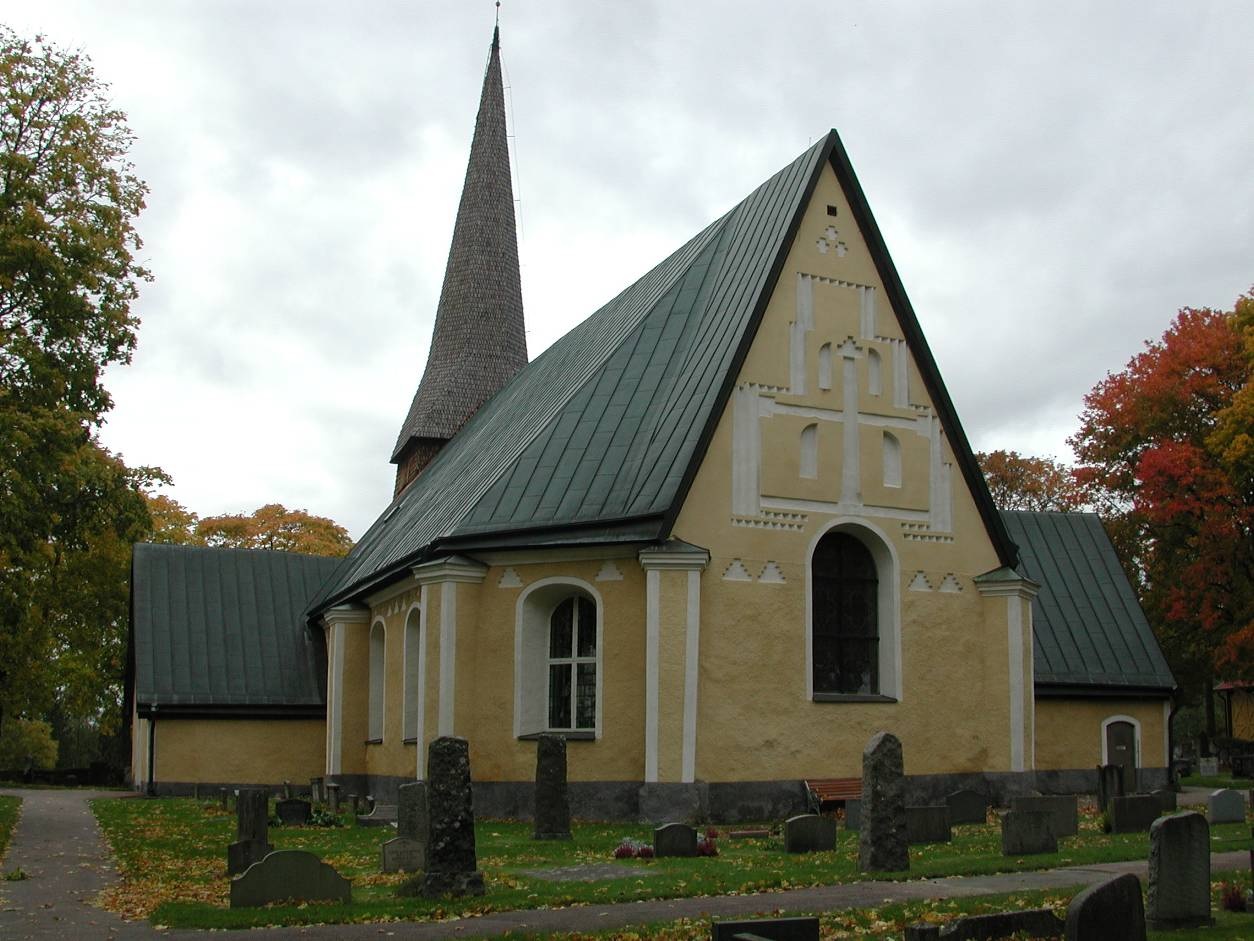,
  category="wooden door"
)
[1106,721,1137,793]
